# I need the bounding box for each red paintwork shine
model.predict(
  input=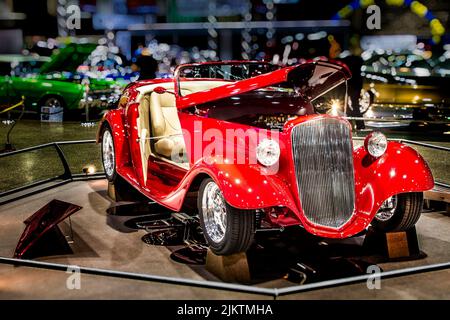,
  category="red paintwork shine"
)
[281,115,434,237]
[103,62,434,239]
